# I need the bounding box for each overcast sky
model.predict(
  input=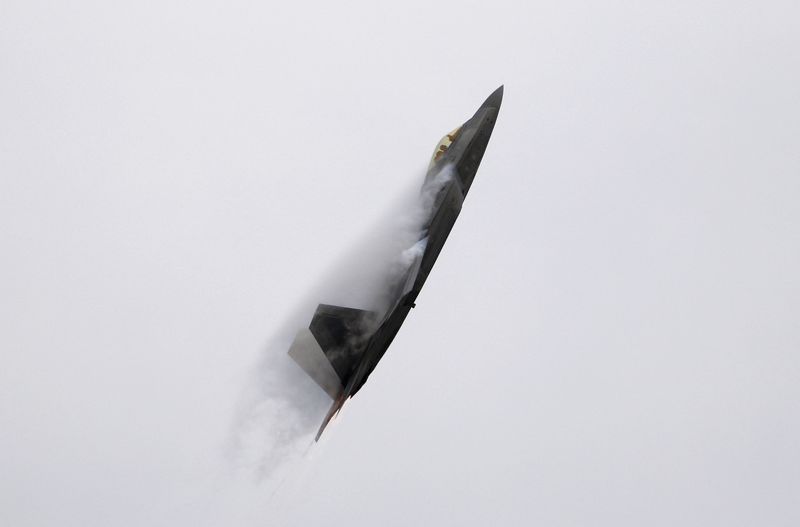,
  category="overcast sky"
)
[2,1,799,525]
